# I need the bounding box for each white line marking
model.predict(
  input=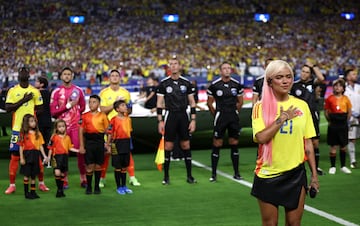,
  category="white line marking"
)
[192,160,359,226]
